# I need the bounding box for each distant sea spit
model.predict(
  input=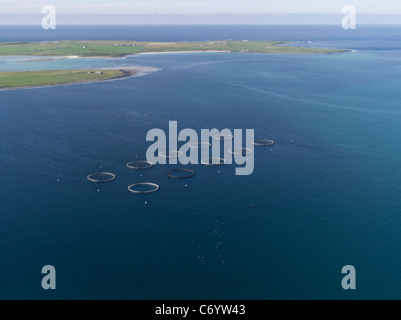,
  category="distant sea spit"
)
[16,55,81,63]
[137,50,231,55]
[16,52,231,62]
[0,66,161,91]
